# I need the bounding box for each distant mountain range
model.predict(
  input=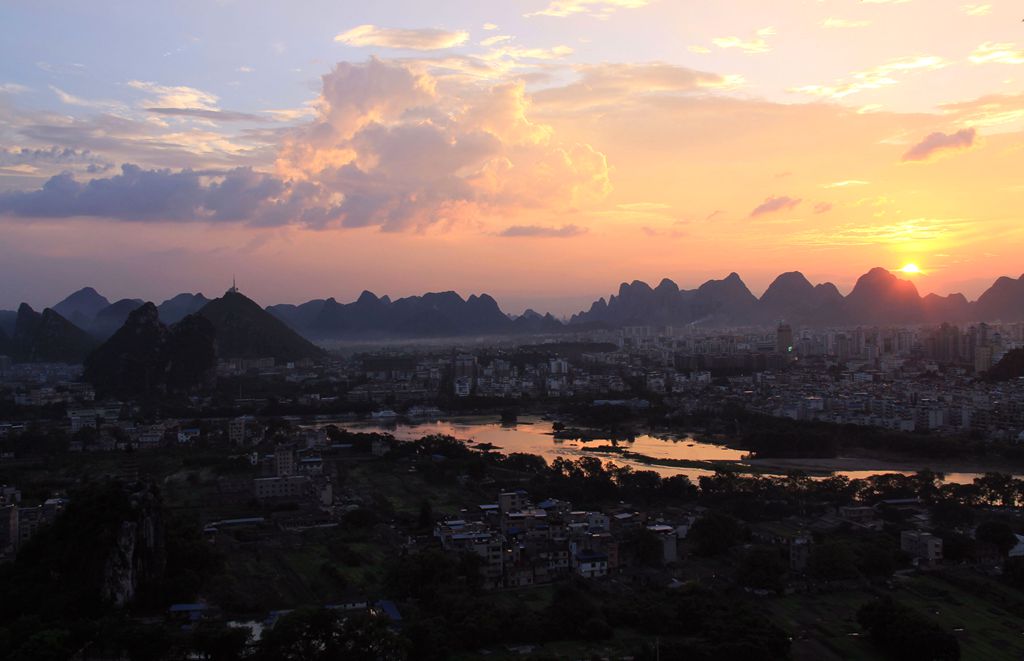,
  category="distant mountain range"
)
[268,291,563,340]
[570,268,1024,328]
[3,268,1024,364]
